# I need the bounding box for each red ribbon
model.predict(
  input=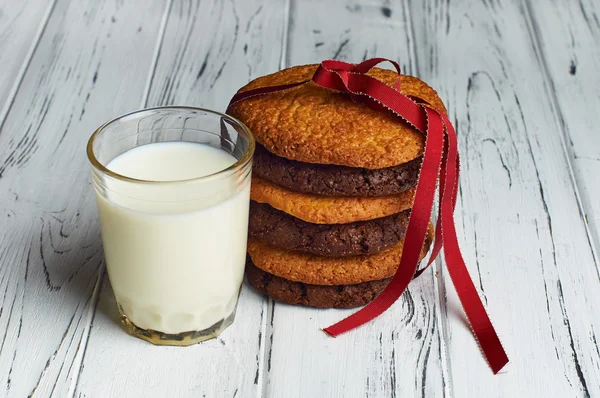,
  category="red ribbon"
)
[228,59,509,374]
